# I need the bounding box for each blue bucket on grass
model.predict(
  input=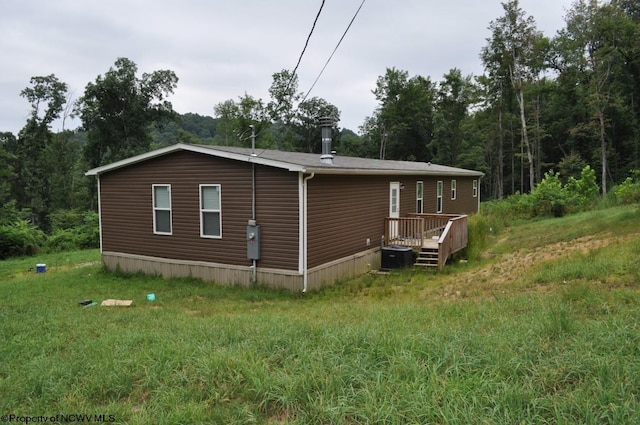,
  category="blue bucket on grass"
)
[36,264,46,273]
[146,293,156,301]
